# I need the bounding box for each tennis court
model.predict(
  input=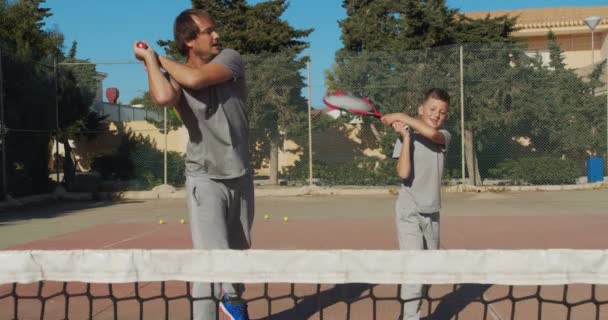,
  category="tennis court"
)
[2,190,608,251]
[2,189,608,319]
